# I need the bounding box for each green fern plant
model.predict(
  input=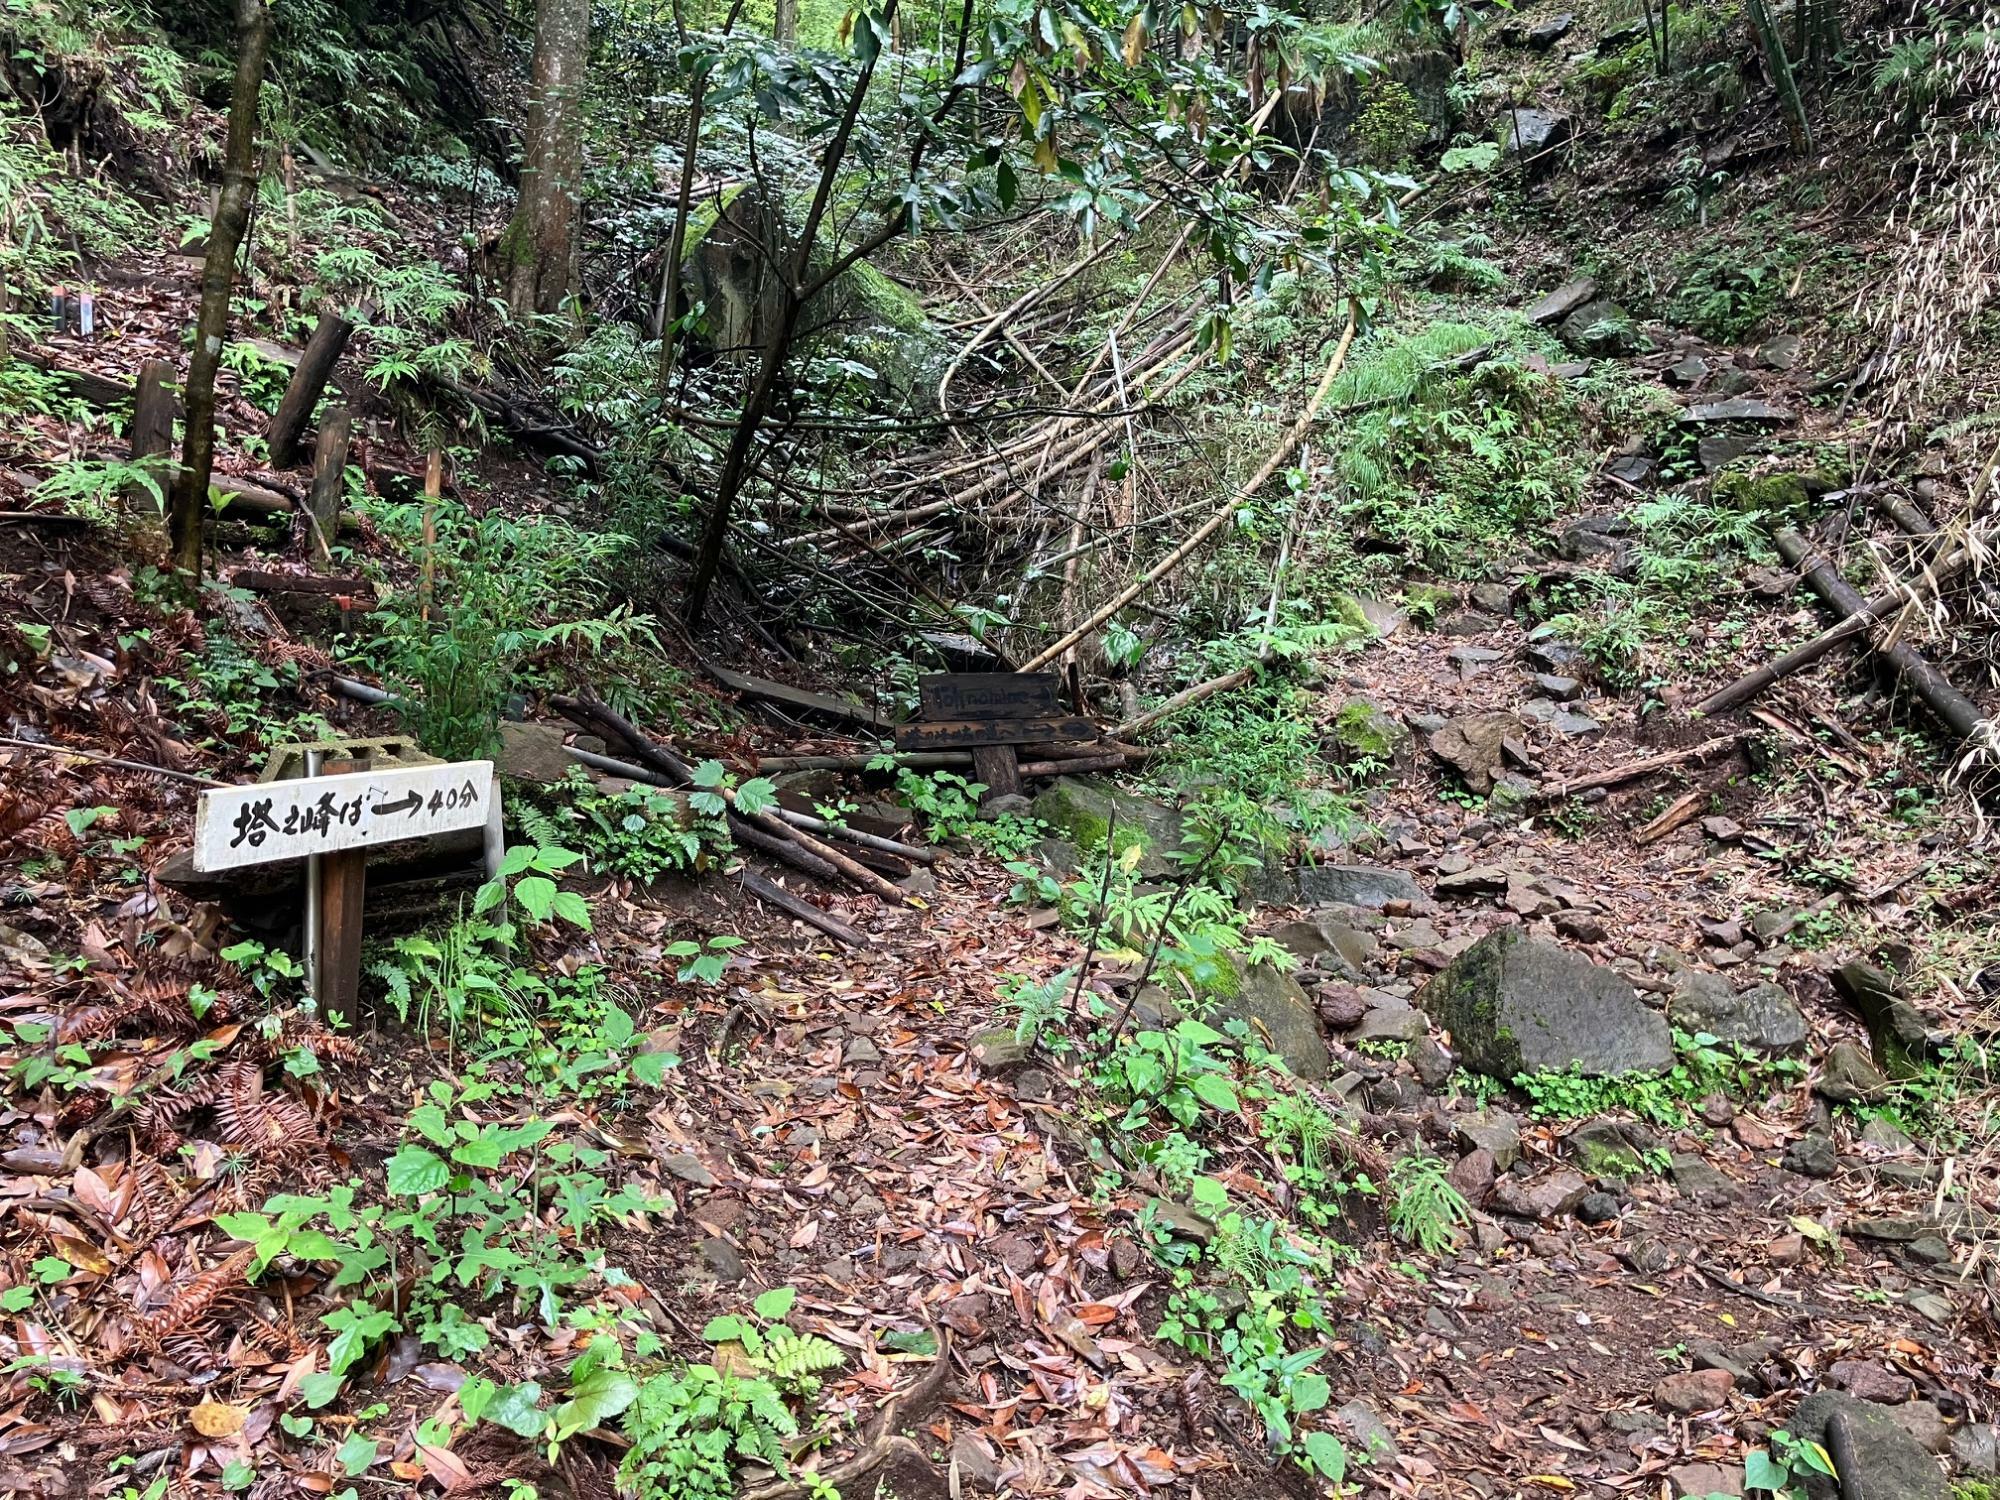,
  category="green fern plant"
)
[1387,1152,1471,1254]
